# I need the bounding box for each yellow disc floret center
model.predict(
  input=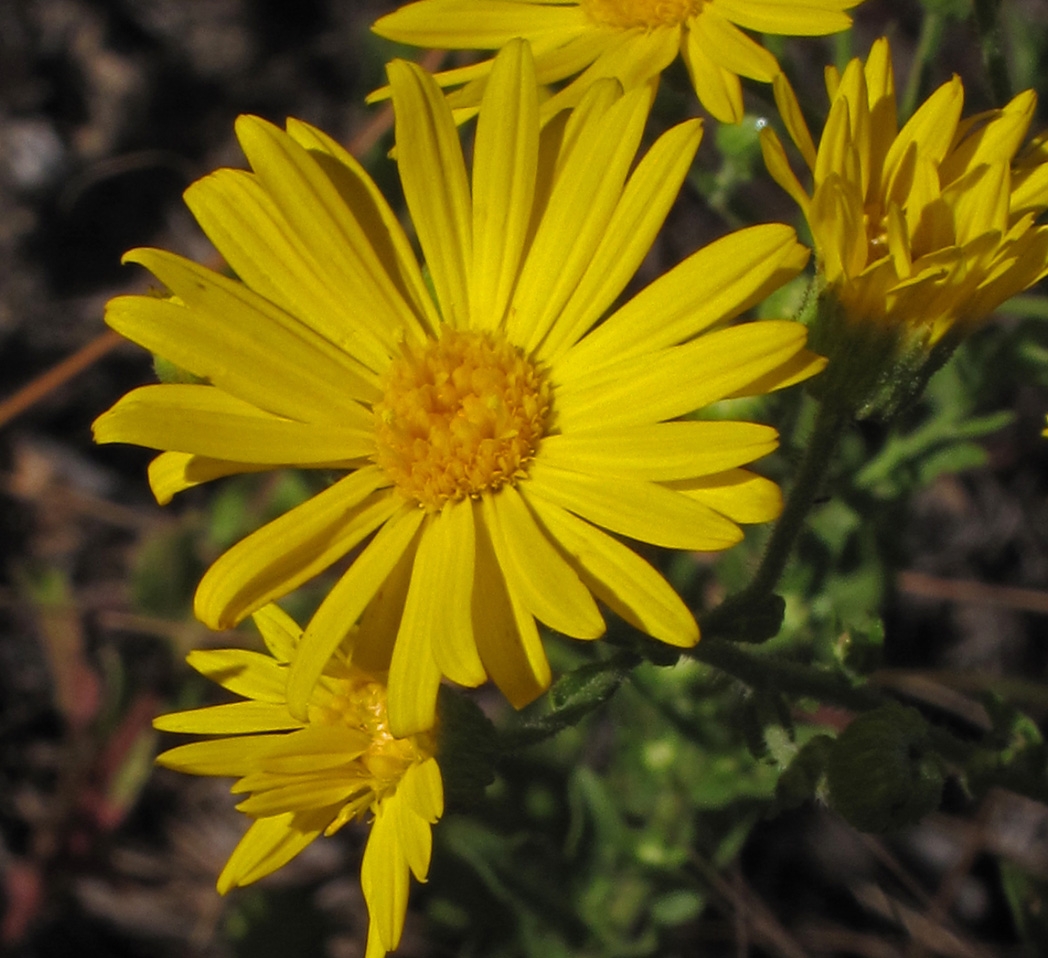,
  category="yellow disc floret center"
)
[581,0,702,28]
[373,329,551,511]
[307,664,435,834]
